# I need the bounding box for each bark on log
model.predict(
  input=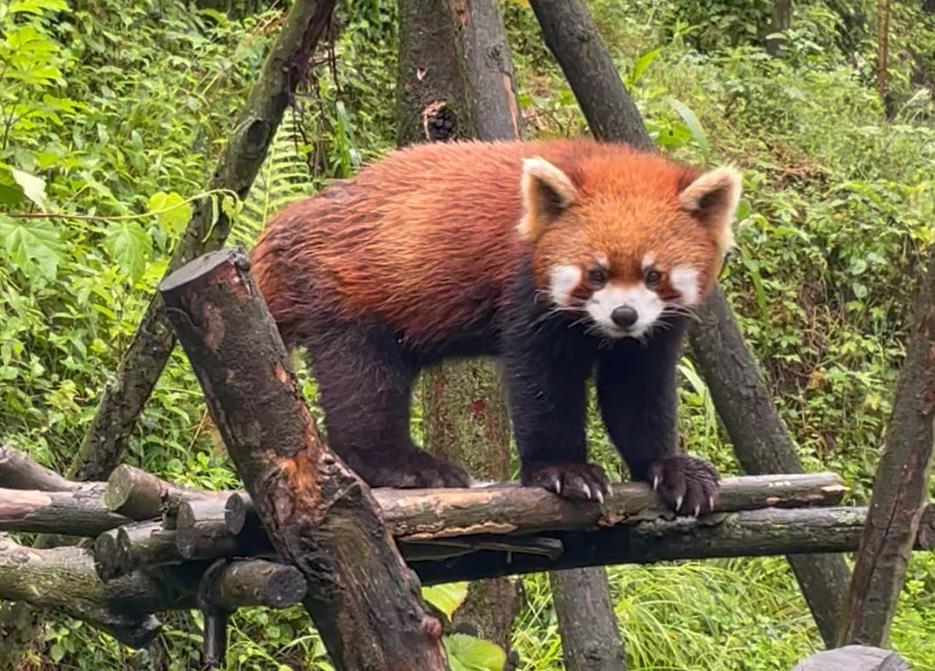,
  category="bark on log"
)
[0,446,77,491]
[549,567,627,671]
[837,248,935,646]
[526,0,852,646]
[0,534,306,647]
[72,0,338,483]
[4,472,847,539]
[159,248,449,670]
[0,485,130,536]
[177,498,250,560]
[398,0,520,654]
[411,505,935,586]
[201,558,307,611]
[93,527,128,581]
